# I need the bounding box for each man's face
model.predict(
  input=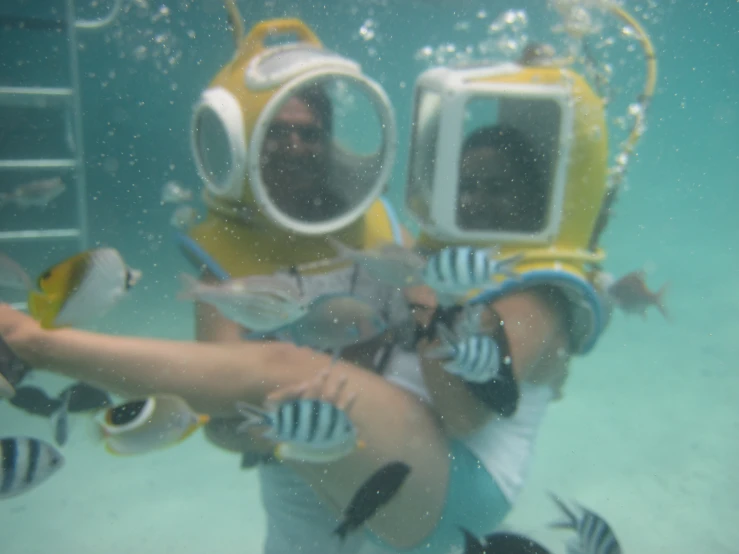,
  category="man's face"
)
[261,95,329,195]
[457,145,541,232]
